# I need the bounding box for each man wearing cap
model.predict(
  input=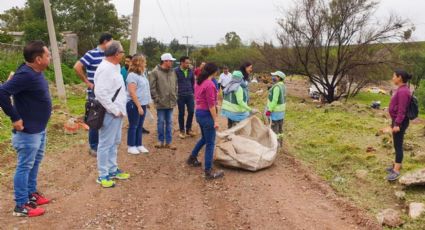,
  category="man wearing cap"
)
[265,71,286,146]
[149,53,178,150]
